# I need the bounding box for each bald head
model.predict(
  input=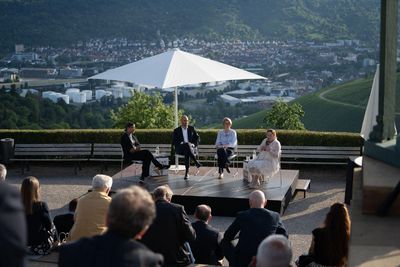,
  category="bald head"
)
[249,190,266,208]
[256,235,292,267]
[195,204,212,222]
[180,115,189,128]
